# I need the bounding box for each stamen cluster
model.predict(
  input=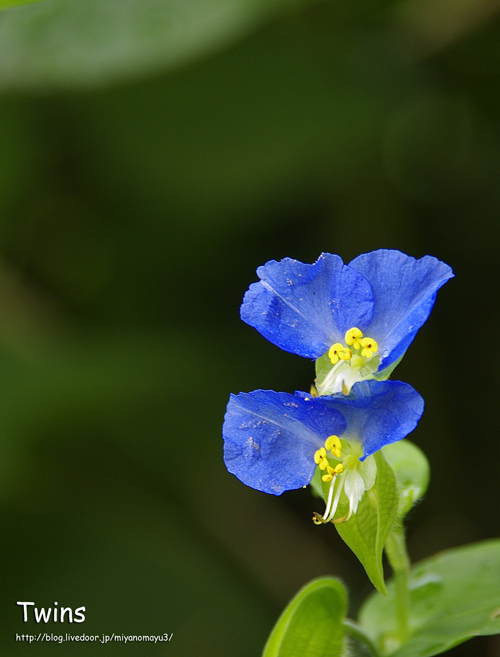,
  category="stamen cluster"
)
[328,327,378,365]
[313,436,347,524]
[314,435,343,476]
